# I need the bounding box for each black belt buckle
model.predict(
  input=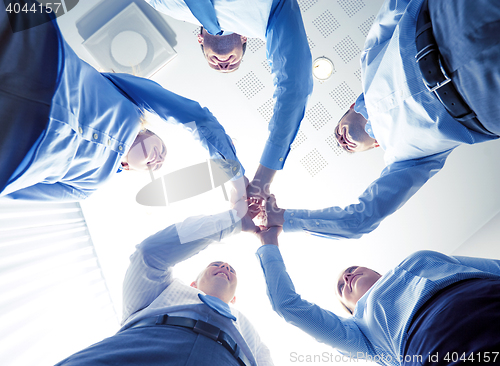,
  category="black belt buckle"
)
[193,319,221,340]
